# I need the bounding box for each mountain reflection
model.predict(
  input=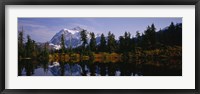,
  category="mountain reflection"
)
[18,56,181,76]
